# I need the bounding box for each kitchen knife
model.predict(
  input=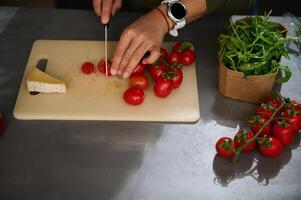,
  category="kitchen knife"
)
[104,23,109,77]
